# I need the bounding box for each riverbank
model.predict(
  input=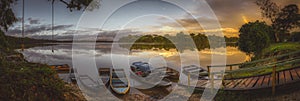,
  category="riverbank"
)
[224,42,300,79]
[0,31,86,100]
